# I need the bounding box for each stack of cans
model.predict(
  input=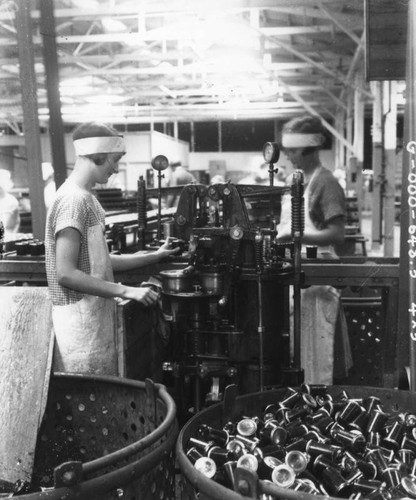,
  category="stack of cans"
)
[185,385,416,499]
